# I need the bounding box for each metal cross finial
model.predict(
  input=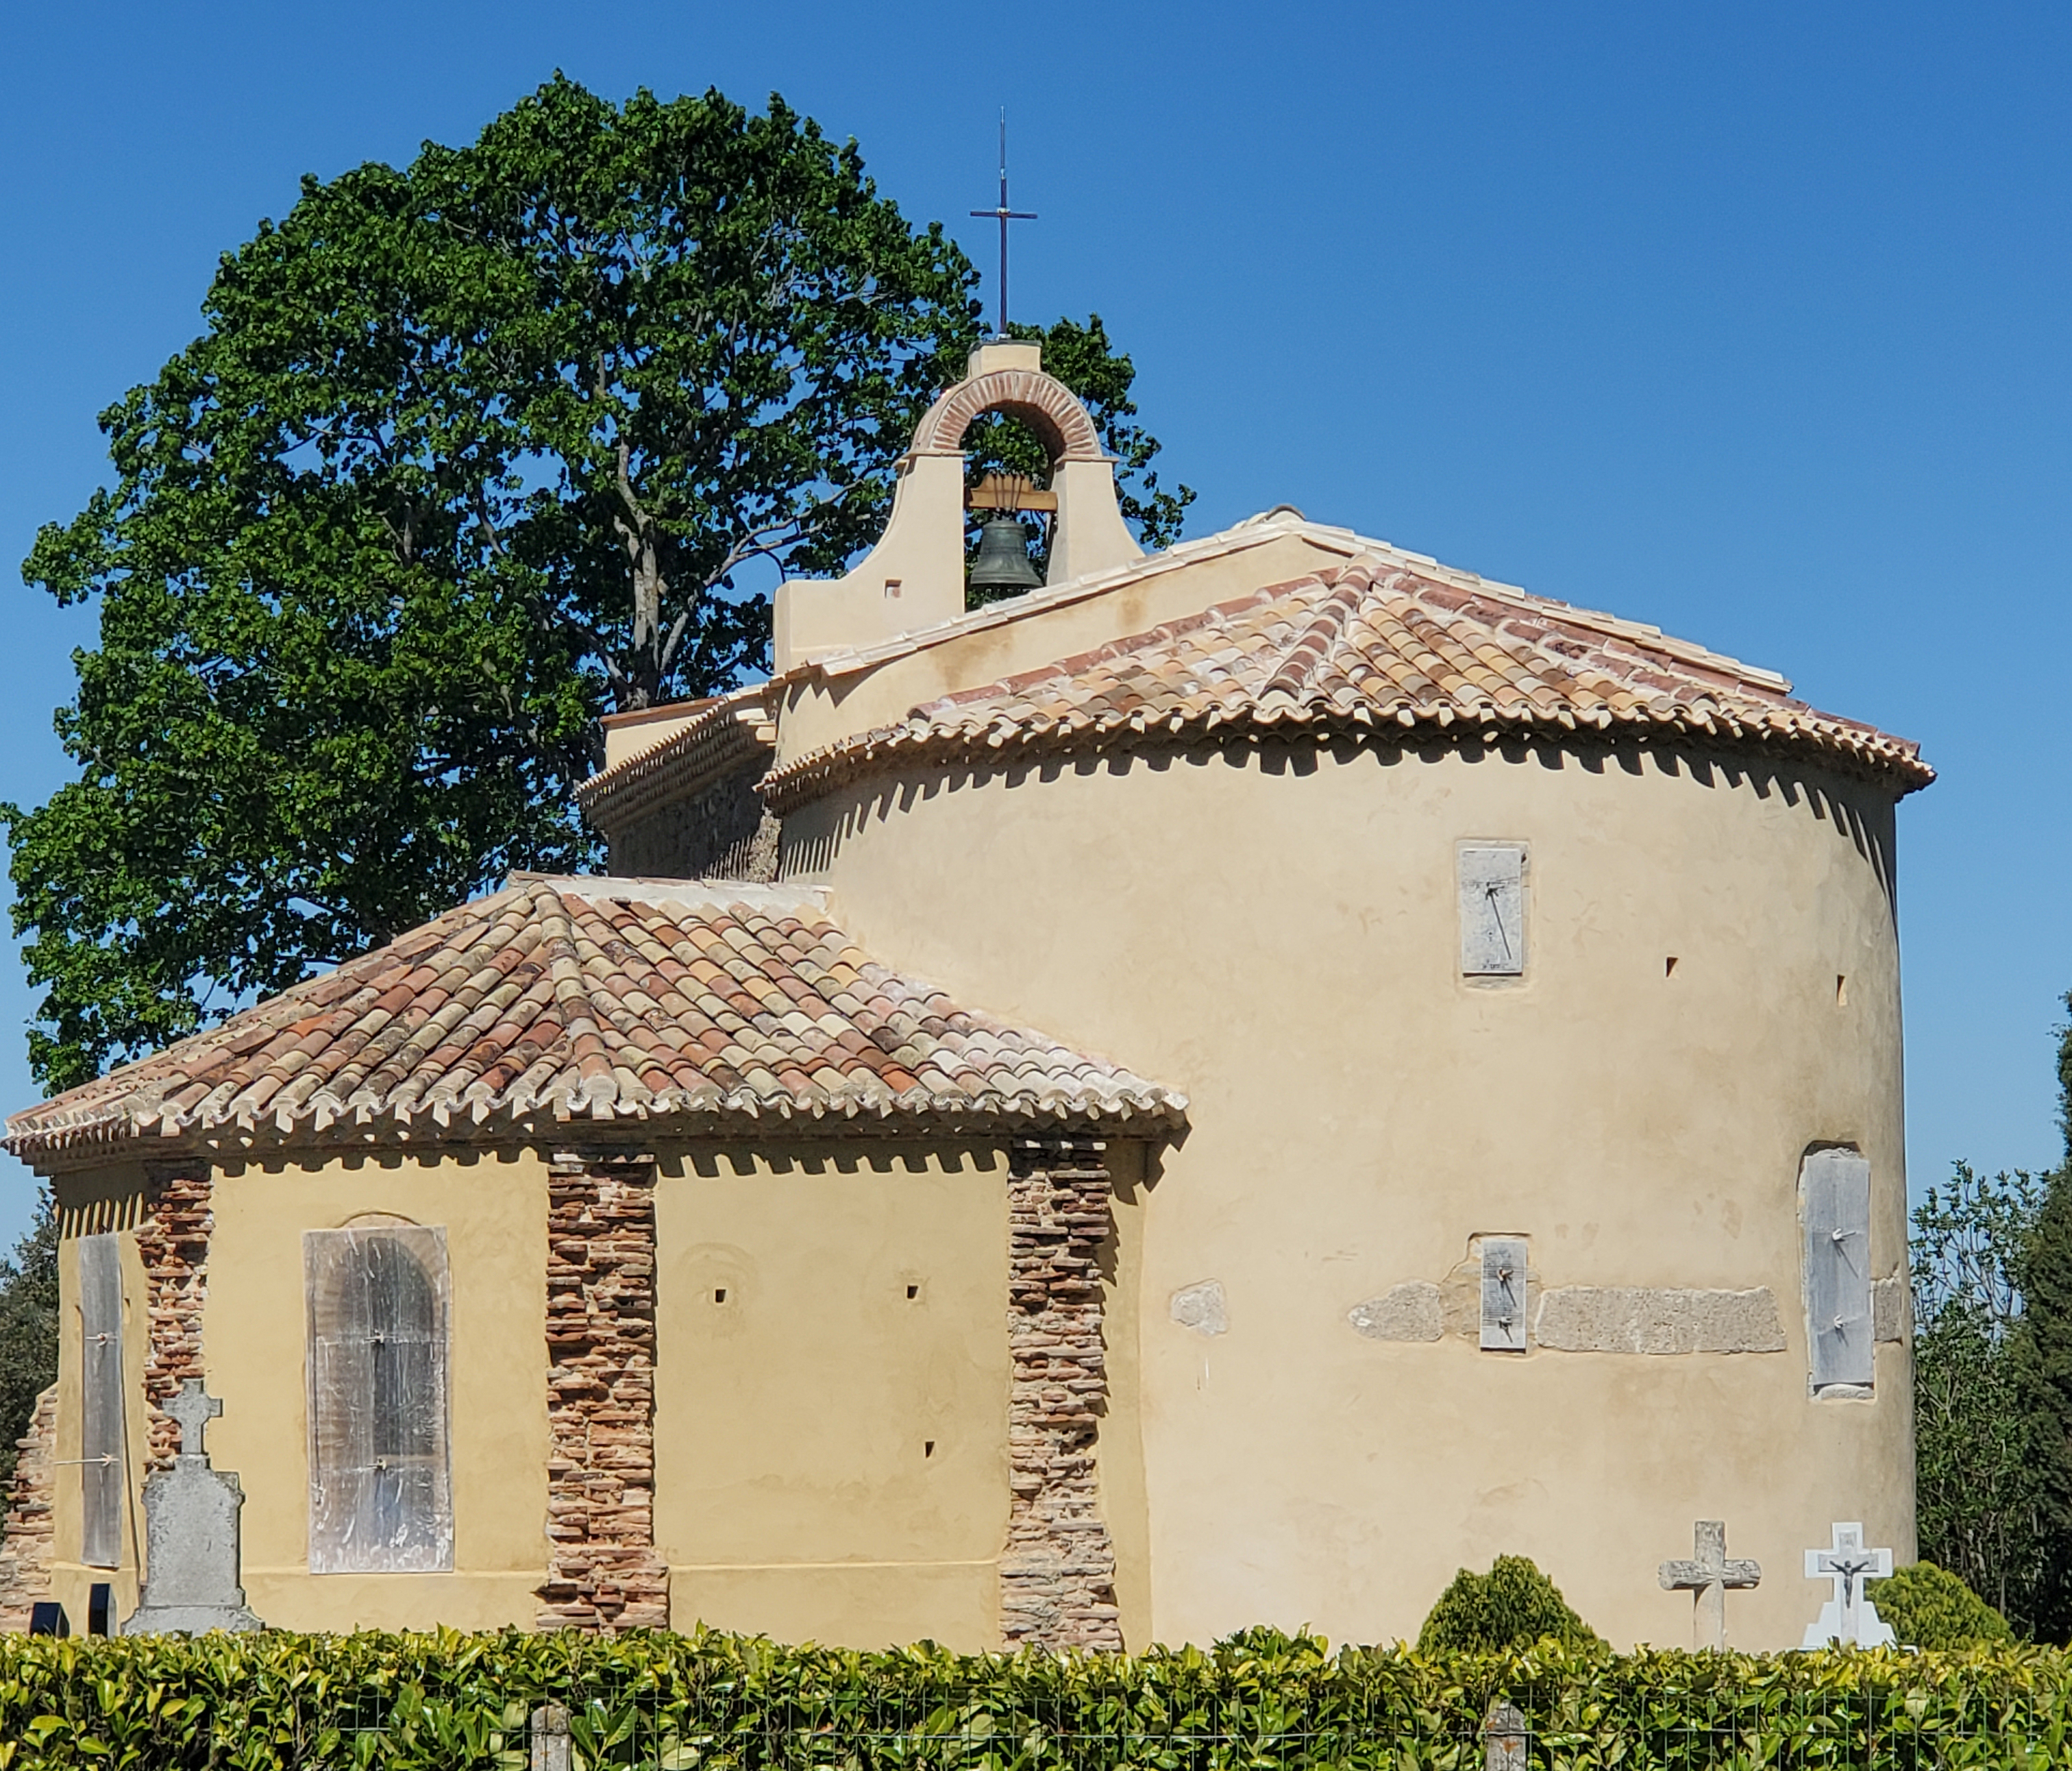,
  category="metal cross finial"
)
[1660,1519,1761,1650]
[970,110,1037,339]
[165,1378,223,1461]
